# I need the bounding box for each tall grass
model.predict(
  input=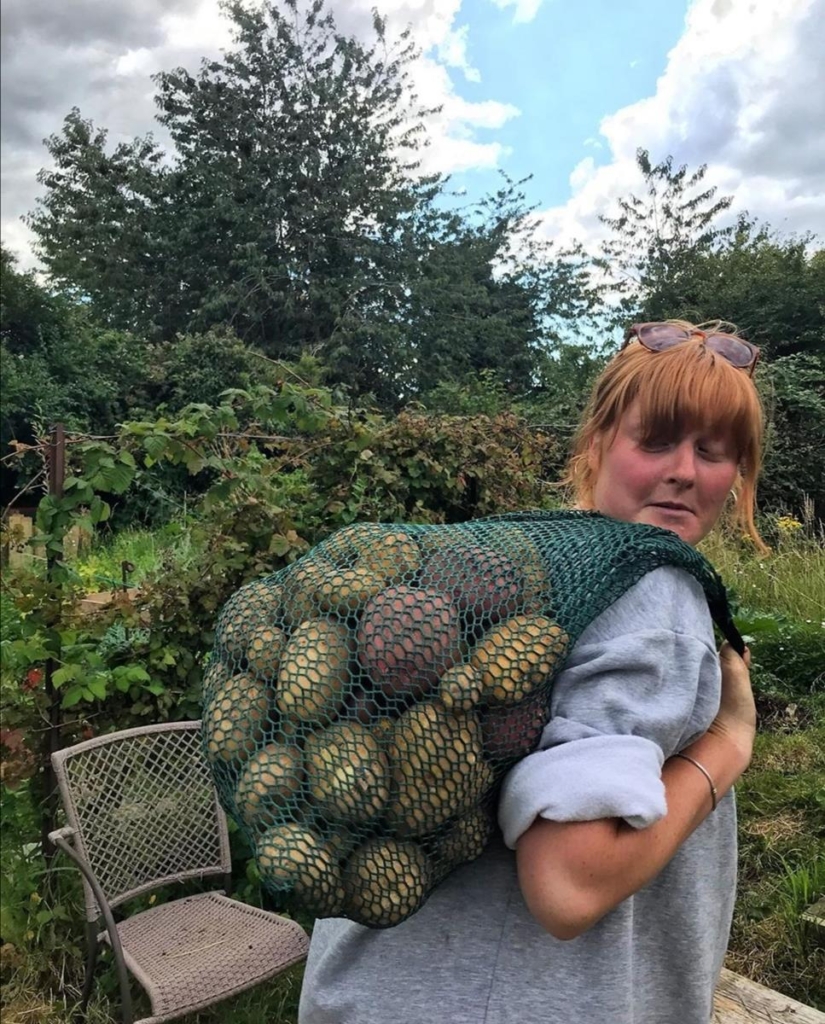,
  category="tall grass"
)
[730,726,825,1008]
[71,520,201,591]
[701,506,825,622]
